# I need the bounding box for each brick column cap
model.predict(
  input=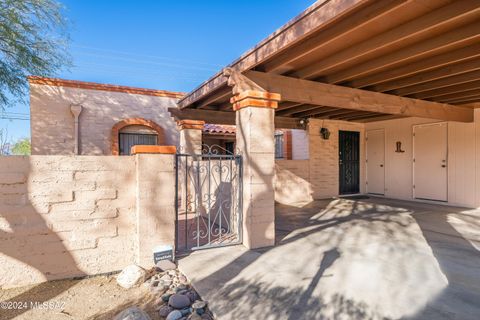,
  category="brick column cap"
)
[131,145,176,155]
[176,119,205,130]
[230,90,281,111]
